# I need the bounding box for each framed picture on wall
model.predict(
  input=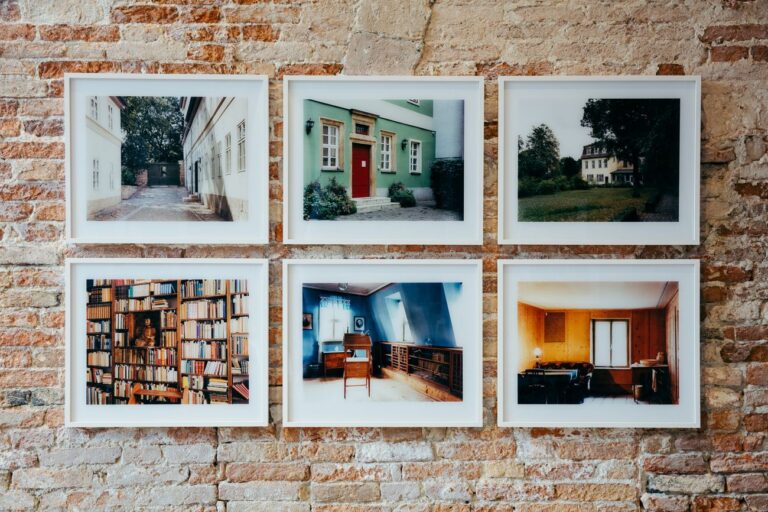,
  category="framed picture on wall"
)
[65,74,270,244]
[498,76,701,245]
[65,258,269,427]
[283,259,483,427]
[283,76,484,245]
[497,259,700,428]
